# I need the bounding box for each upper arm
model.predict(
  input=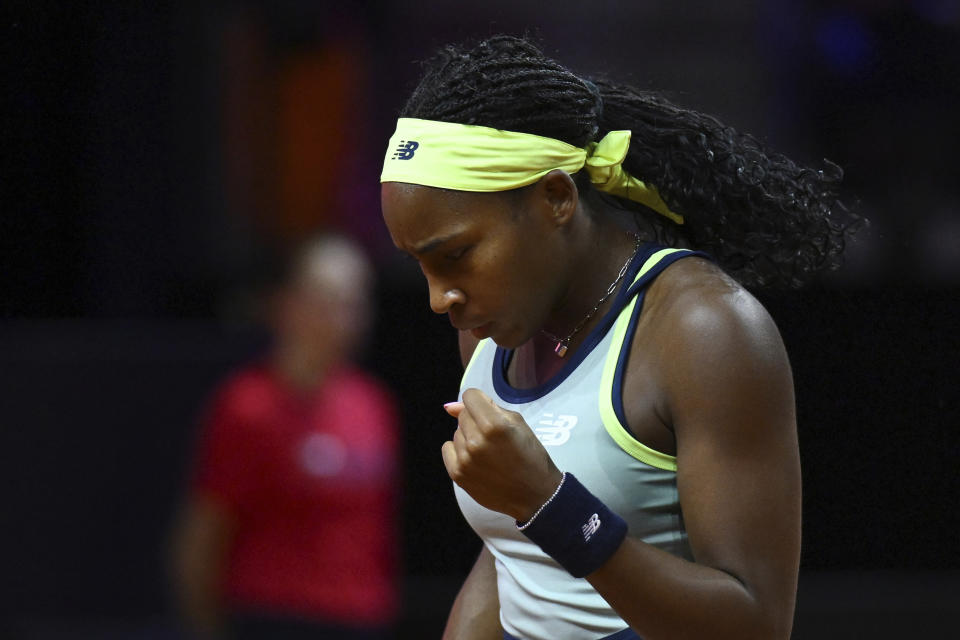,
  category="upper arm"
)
[170,493,237,583]
[661,283,801,625]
